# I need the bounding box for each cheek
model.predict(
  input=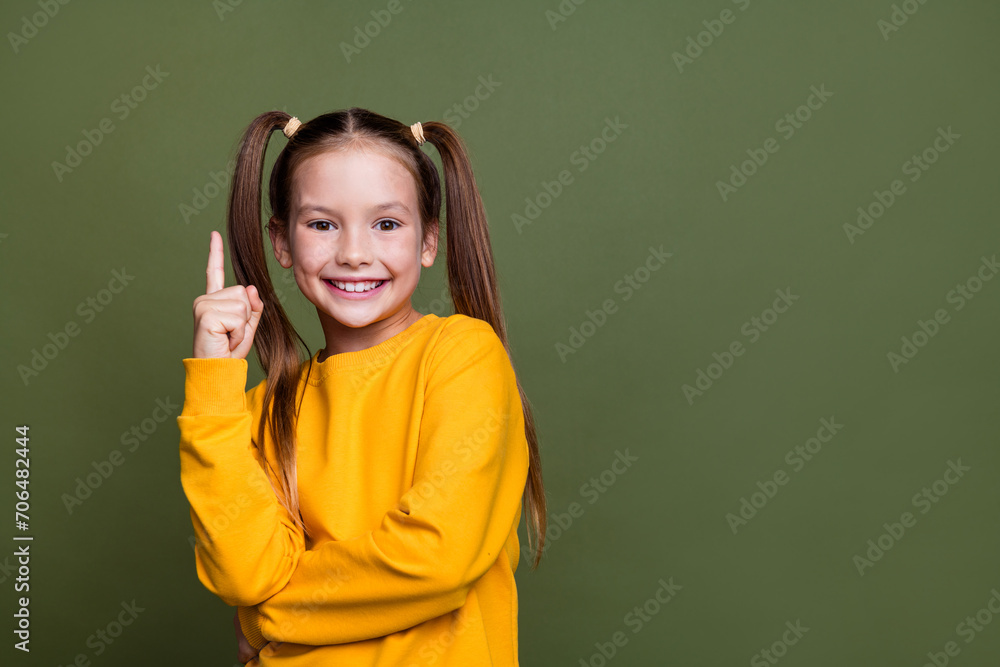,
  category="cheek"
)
[293,245,326,270]
[377,240,420,266]
[290,267,310,293]
[292,252,324,285]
